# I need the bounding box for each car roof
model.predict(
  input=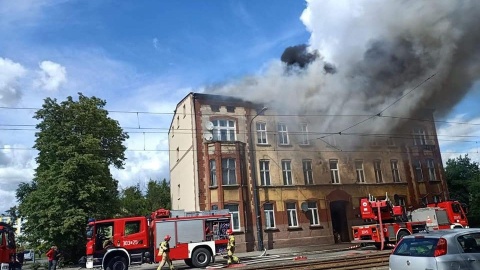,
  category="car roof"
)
[403,228,480,239]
